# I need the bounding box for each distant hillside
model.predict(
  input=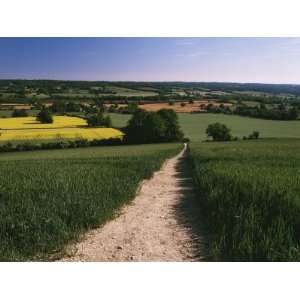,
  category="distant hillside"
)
[1,80,300,95]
